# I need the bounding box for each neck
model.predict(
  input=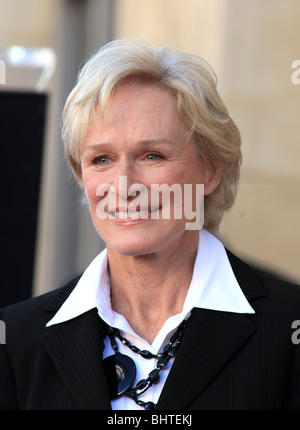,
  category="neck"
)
[107,232,199,343]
